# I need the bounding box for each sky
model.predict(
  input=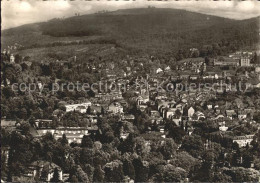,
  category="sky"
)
[2,0,260,30]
